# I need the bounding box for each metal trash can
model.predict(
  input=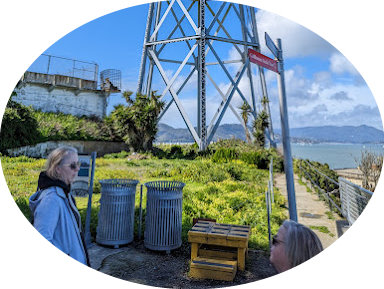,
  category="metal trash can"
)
[144,181,185,252]
[96,179,139,248]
